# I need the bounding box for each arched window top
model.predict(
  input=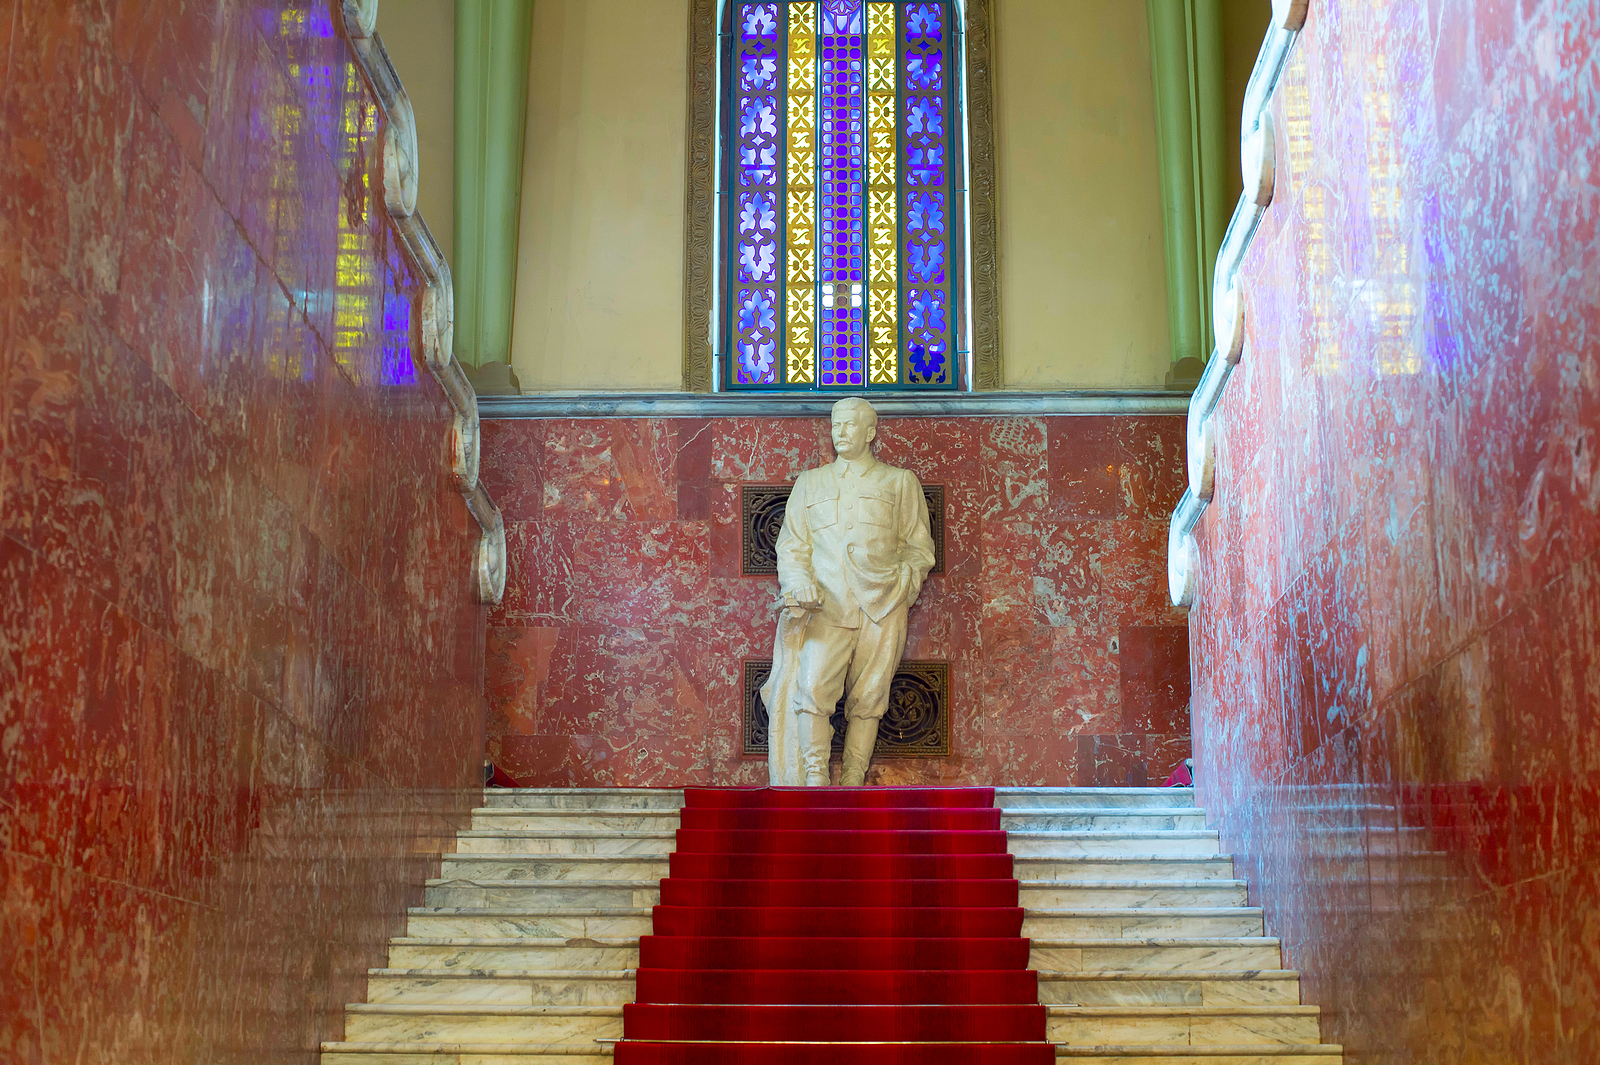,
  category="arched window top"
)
[719,1,967,391]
